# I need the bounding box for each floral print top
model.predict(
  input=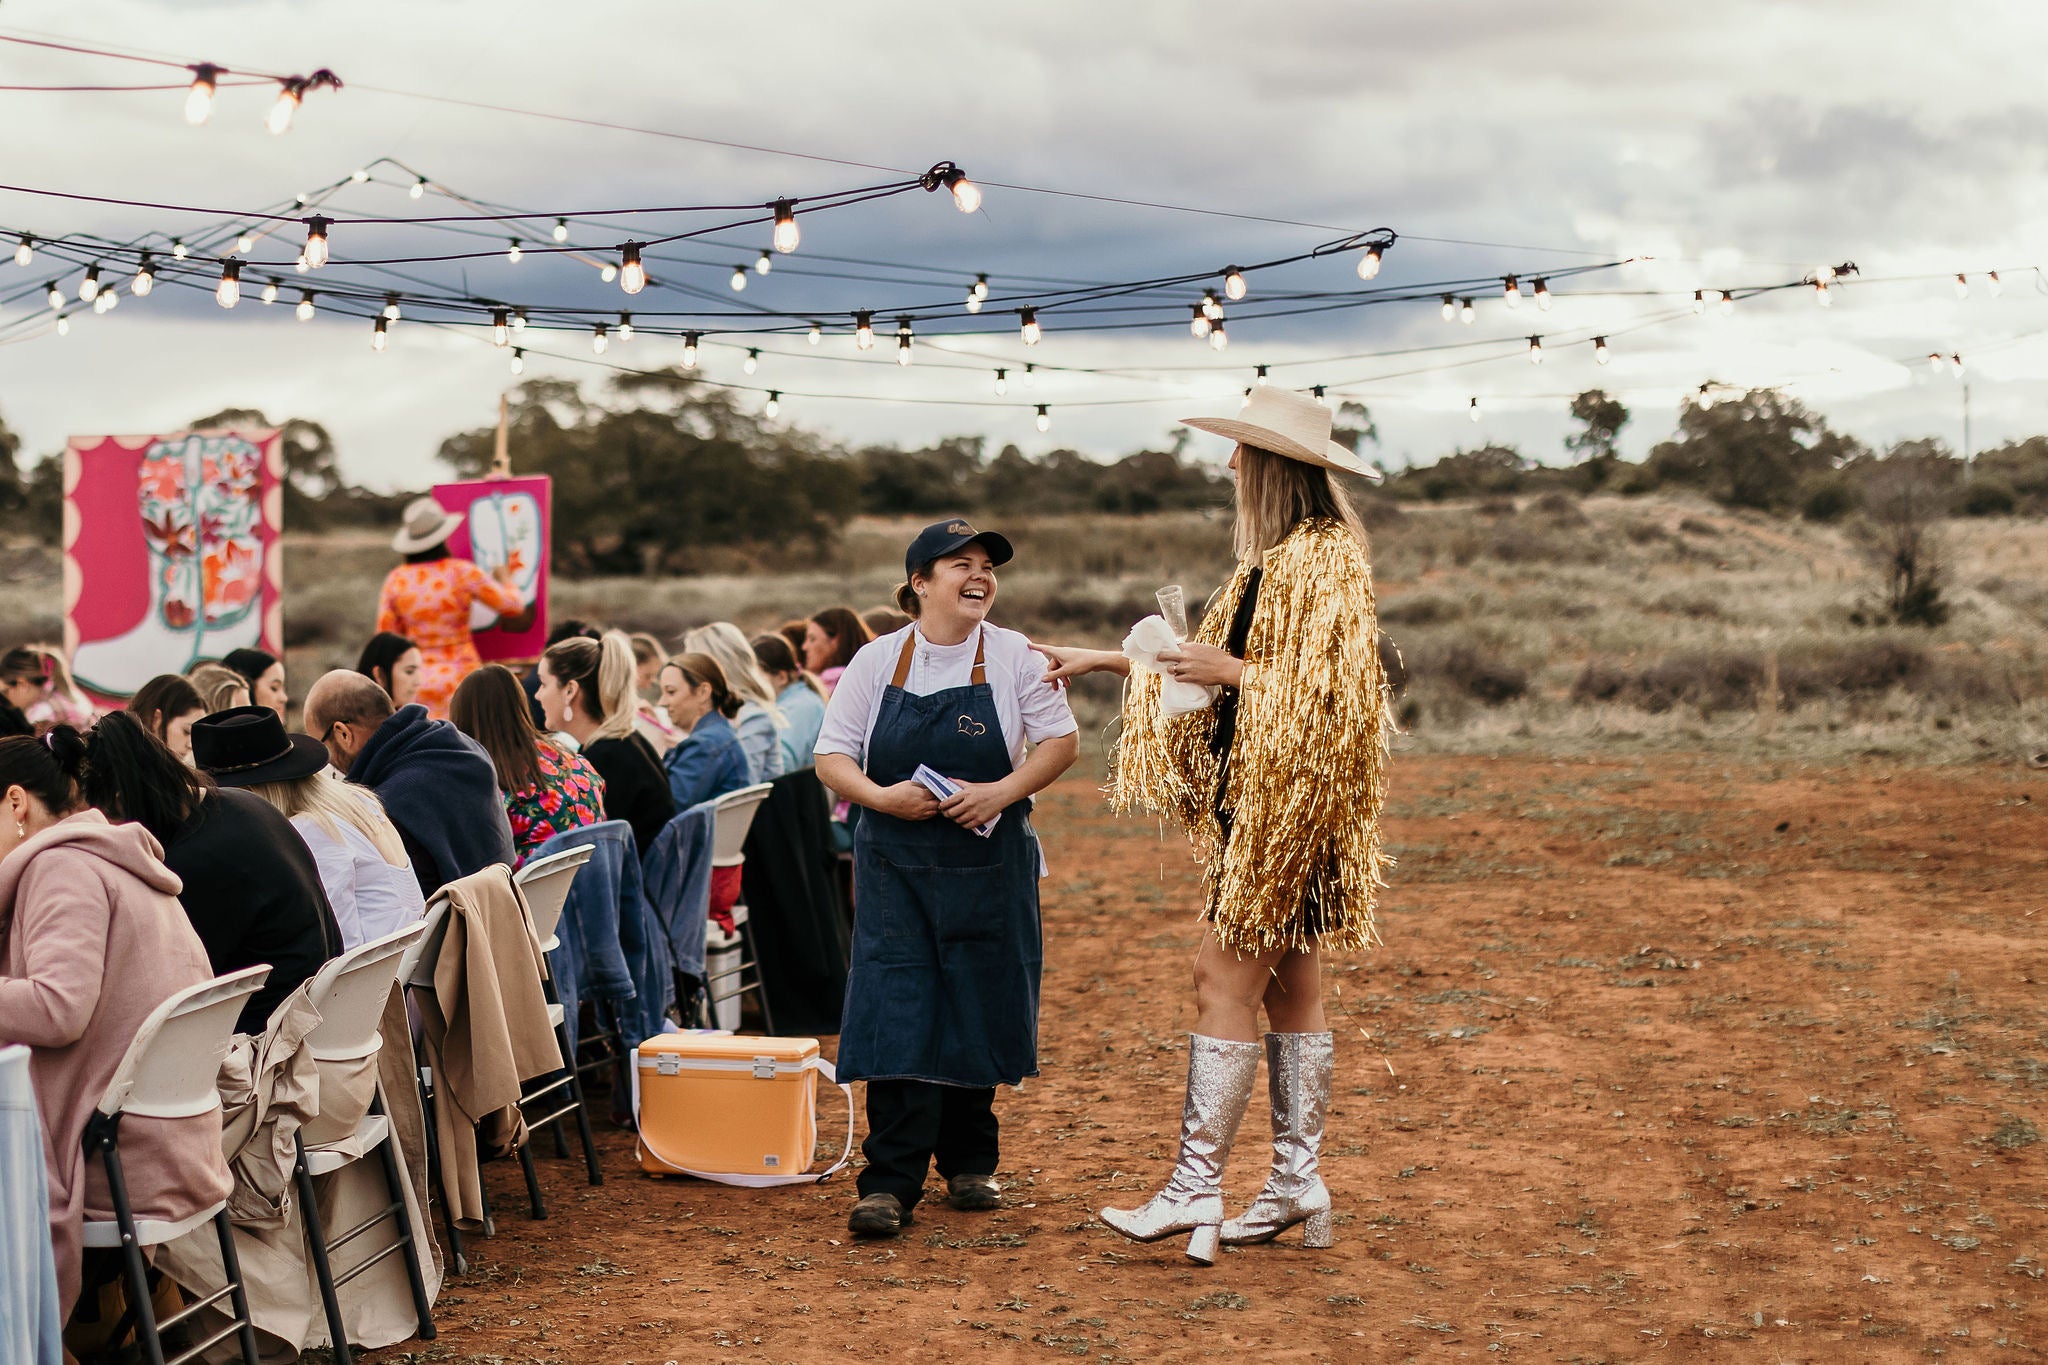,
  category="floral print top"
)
[376,557,525,718]
[504,741,606,865]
